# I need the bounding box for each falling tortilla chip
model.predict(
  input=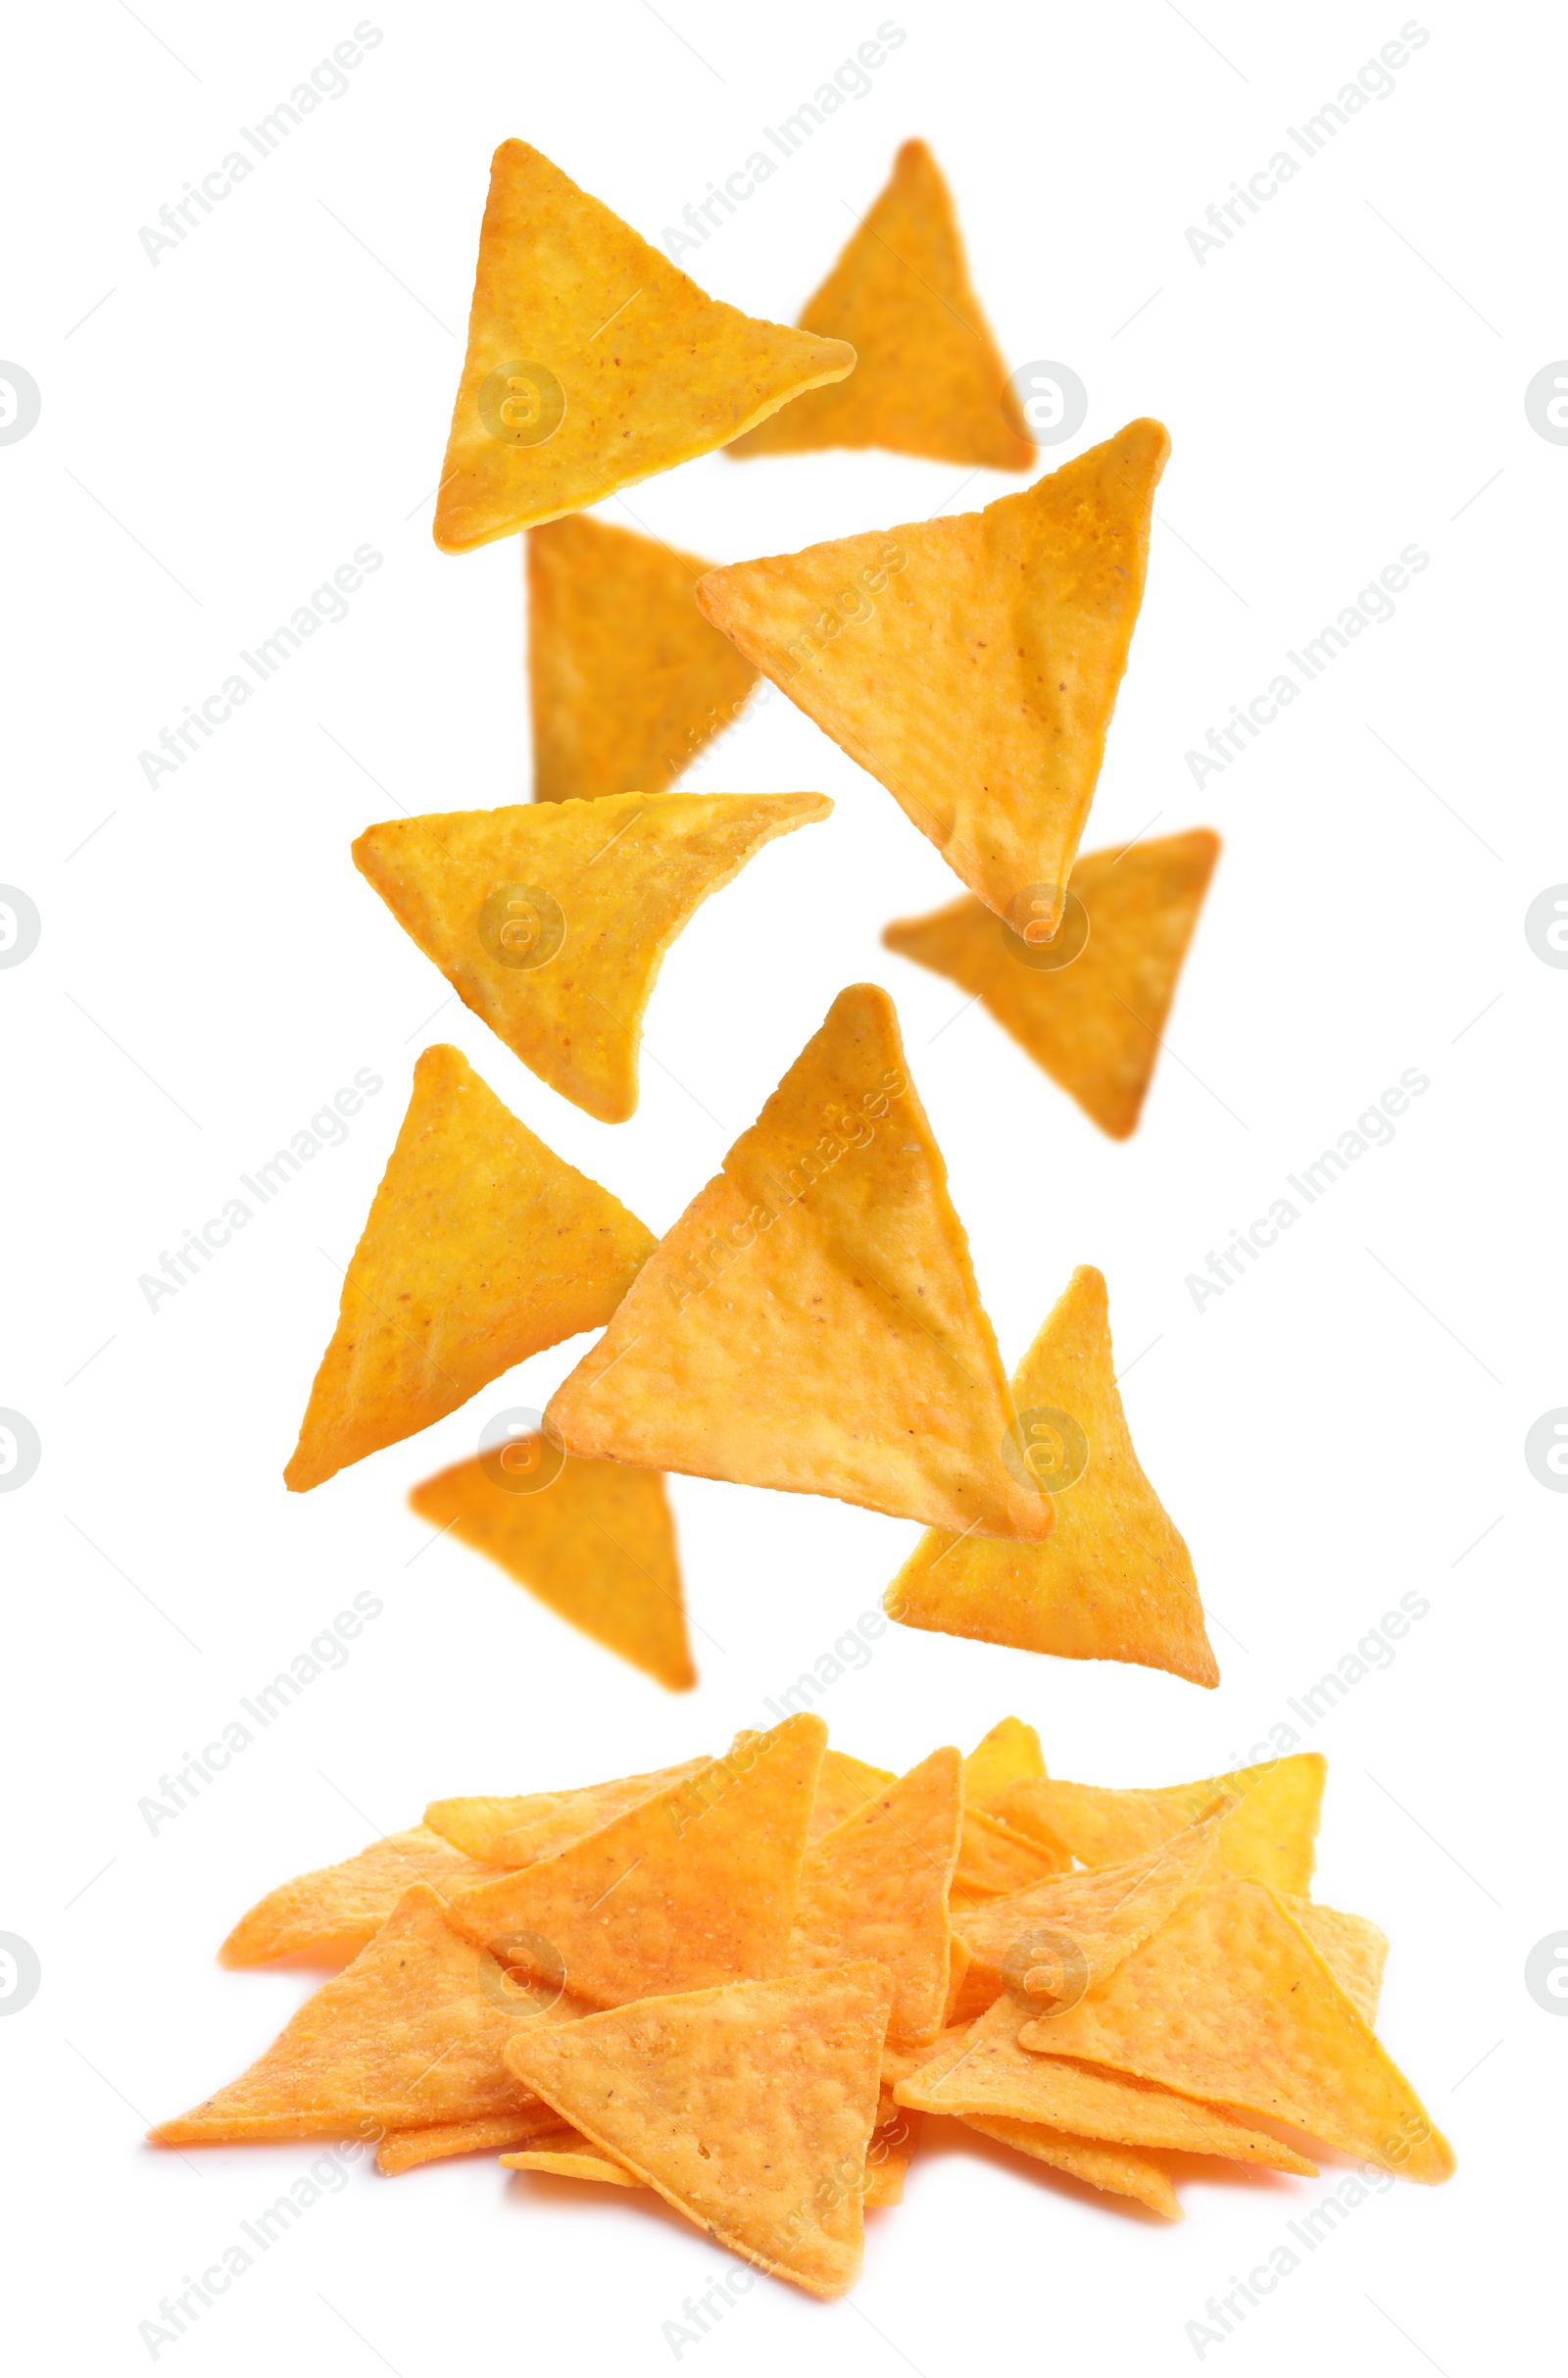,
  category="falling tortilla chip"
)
[811,1749,897,1841]
[953,1800,1230,1997]
[445,1714,826,2006]
[963,1717,1047,1811]
[885,1265,1217,1685]
[424,1759,710,1867]
[527,516,758,803]
[728,141,1032,471]
[547,984,1053,1541]
[1283,1900,1389,2027]
[898,1995,1315,2174]
[959,2115,1181,2217]
[884,829,1221,1139]
[954,1808,1068,1902]
[503,1961,894,2297]
[1018,1880,1454,2183]
[283,1046,655,1492]
[696,421,1169,926]
[353,791,830,1123]
[791,1748,961,2047]
[998,1754,1326,1898]
[502,2128,644,2187]
[433,140,855,554]
[409,1446,696,1690]
[378,2106,565,2175]
[220,1825,500,1968]
[863,2108,922,2206]
[152,1886,564,2144]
